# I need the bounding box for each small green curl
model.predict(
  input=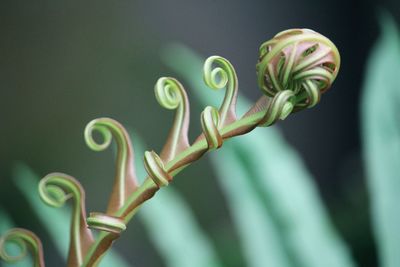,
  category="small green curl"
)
[201,106,222,149]
[155,77,187,110]
[203,56,238,126]
[144,150,171,187]
[155,77,190,162]
[87,212,126,234]
[260,90,296,126]
[39,173,94,267]
[84,118,138,214]
[0,228,45,267]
